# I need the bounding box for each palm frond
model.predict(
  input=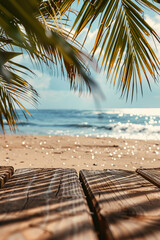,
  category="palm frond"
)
[0,0,101,133]
[0,50,38,133]
[0,0,95,93]
[62,0,160,99]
